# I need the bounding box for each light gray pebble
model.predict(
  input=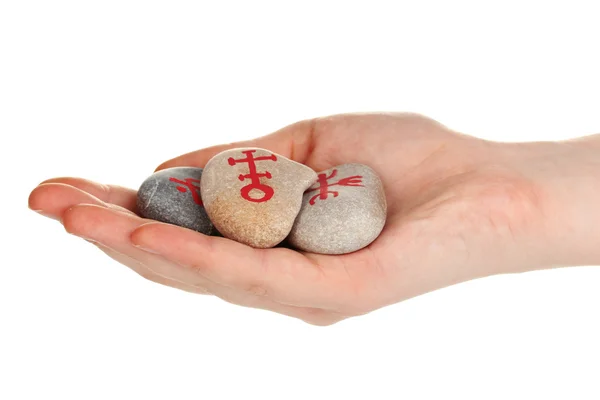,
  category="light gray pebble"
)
[288,163,387,254]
